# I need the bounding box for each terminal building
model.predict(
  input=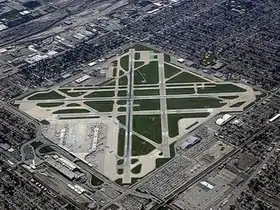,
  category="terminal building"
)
[45,155,84,181]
